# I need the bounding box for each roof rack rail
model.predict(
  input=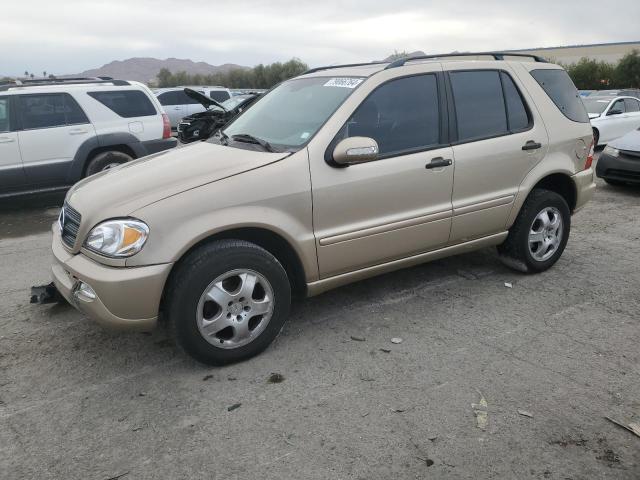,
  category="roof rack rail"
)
[303,61,387,75]
[385,52,547,69]
[0,77,130,92]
